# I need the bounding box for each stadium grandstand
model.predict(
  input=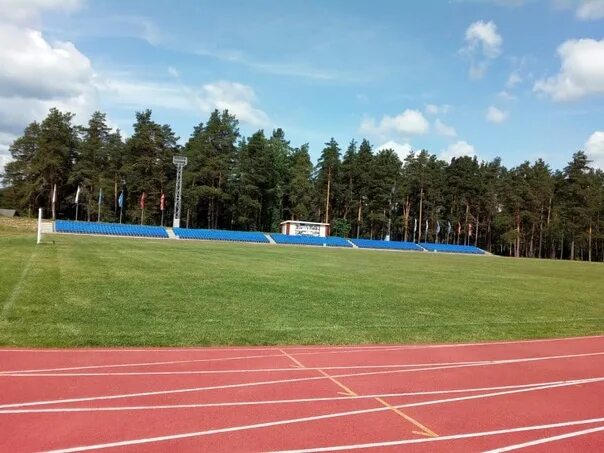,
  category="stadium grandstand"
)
[53,220,487,255]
